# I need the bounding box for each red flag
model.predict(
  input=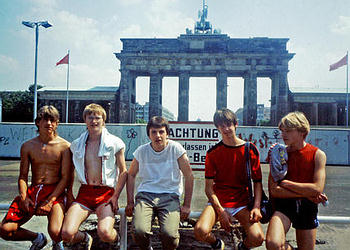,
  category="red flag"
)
[329,54,347,71]
[56,53,69,66]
